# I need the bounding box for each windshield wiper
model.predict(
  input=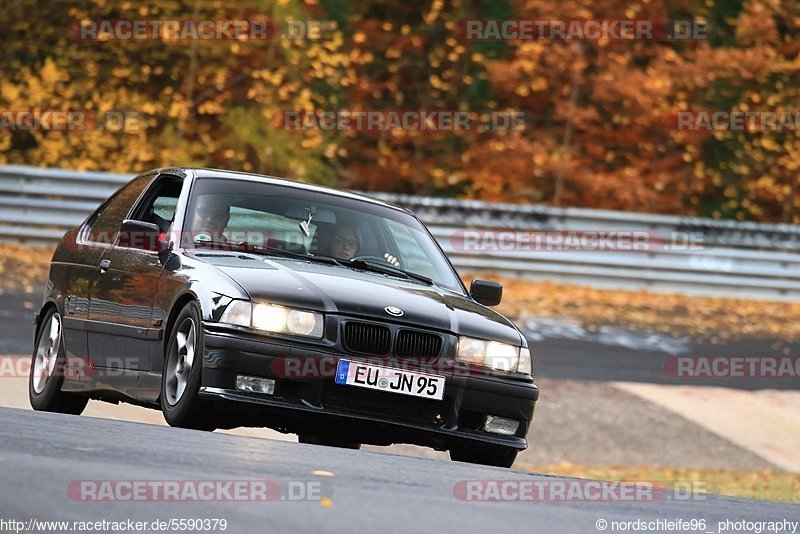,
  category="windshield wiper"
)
[194,240,316,261]
[347,257,435,286]
[311,254,434,285]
